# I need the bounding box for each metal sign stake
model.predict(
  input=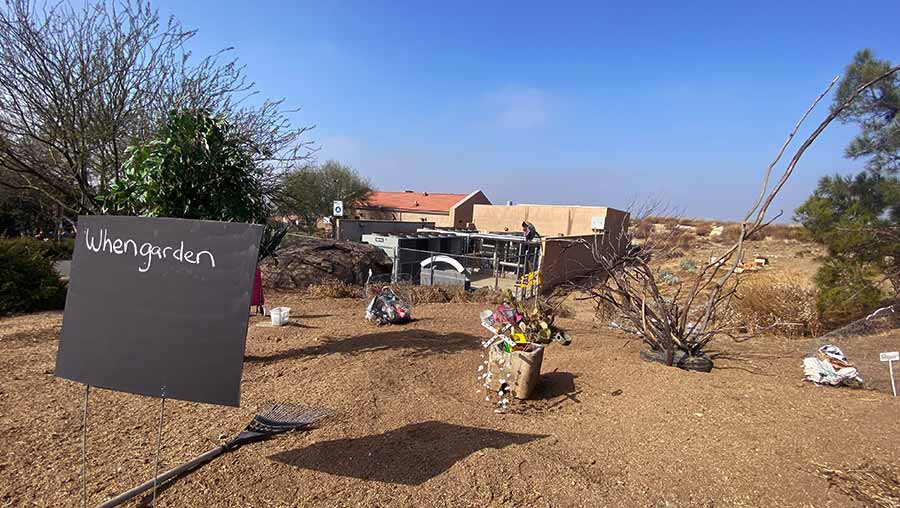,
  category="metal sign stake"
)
[889,360,897,398]
[81,384,90,508]
[152,393,166,507]
[881,351,899,397]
